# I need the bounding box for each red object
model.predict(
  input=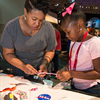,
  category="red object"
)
[6,74,13,77]
[69,31,88,71]
[31,87,38,91]
[0,86,16,93]
[21,77,24,79]
[55,30,61,50]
